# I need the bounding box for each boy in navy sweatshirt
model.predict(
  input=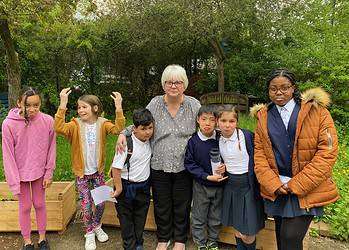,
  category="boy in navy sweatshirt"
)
[184,105,227,250]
